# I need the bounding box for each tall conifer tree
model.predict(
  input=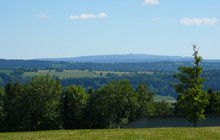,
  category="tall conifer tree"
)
[173,45,209,127]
